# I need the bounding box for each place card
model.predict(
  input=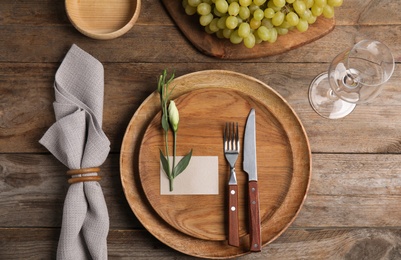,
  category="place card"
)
[160,156,219,195]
